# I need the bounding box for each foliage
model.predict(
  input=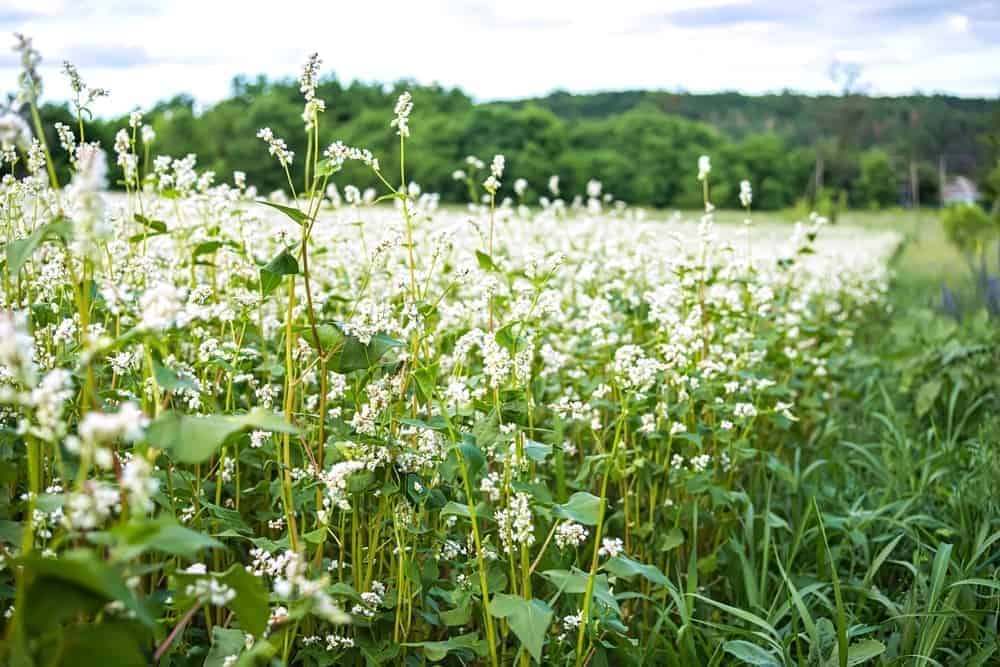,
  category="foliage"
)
[941,204,996,250]
[0,48,996,667]
[24,78,998,213]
